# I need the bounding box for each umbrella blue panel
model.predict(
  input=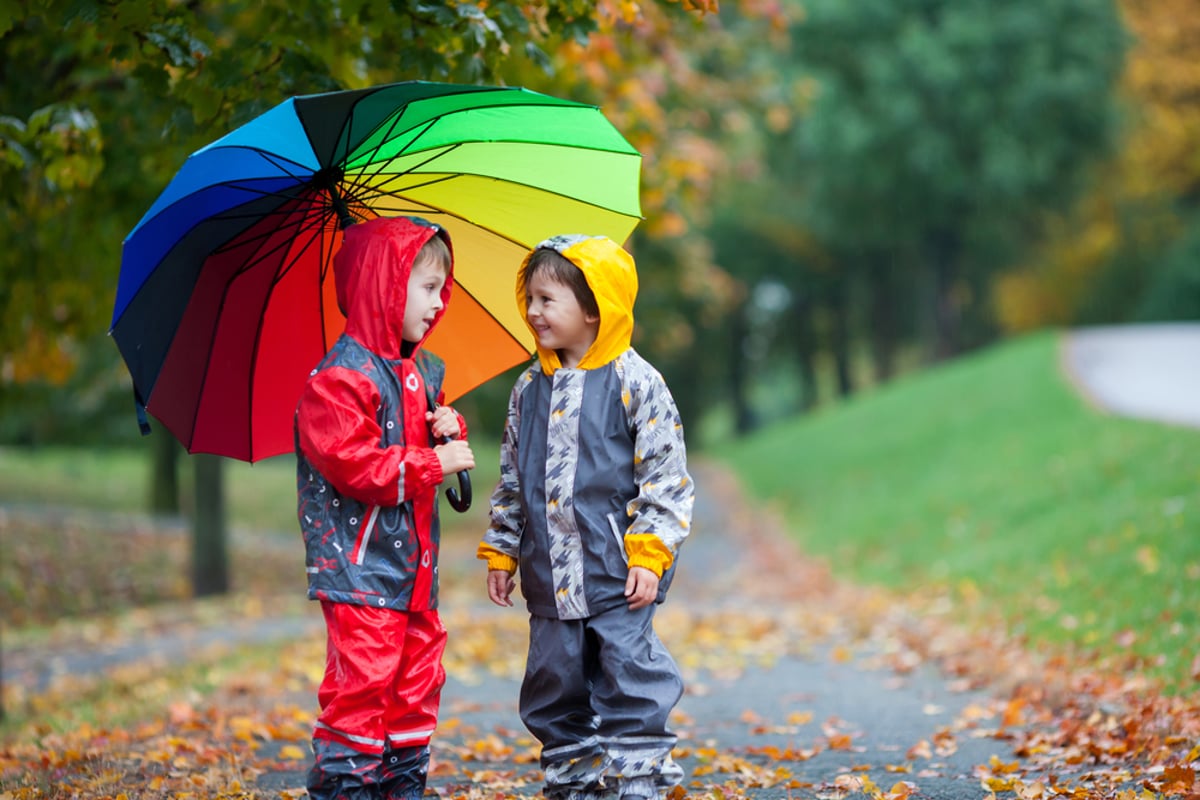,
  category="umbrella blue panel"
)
[193,98,318,169]
[114,176,302,324]
[129,147,314,236]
